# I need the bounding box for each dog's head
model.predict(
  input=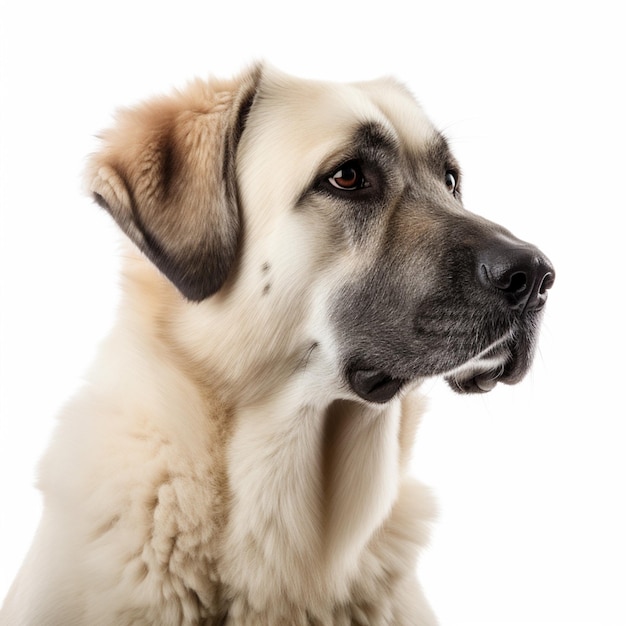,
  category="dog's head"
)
[88,64,554,405]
